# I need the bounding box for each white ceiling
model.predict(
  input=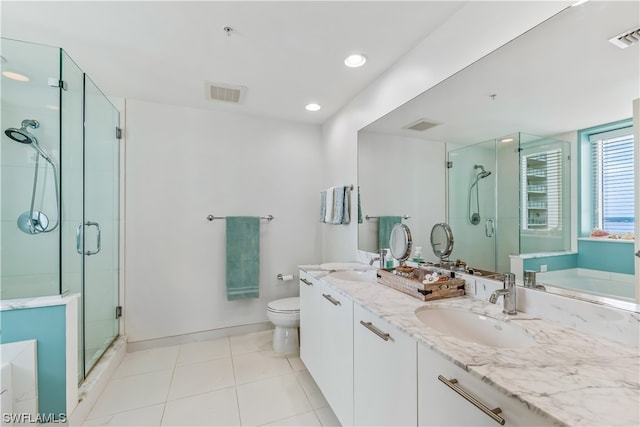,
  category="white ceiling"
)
[363,0,640,145]
[1,1,467,125]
